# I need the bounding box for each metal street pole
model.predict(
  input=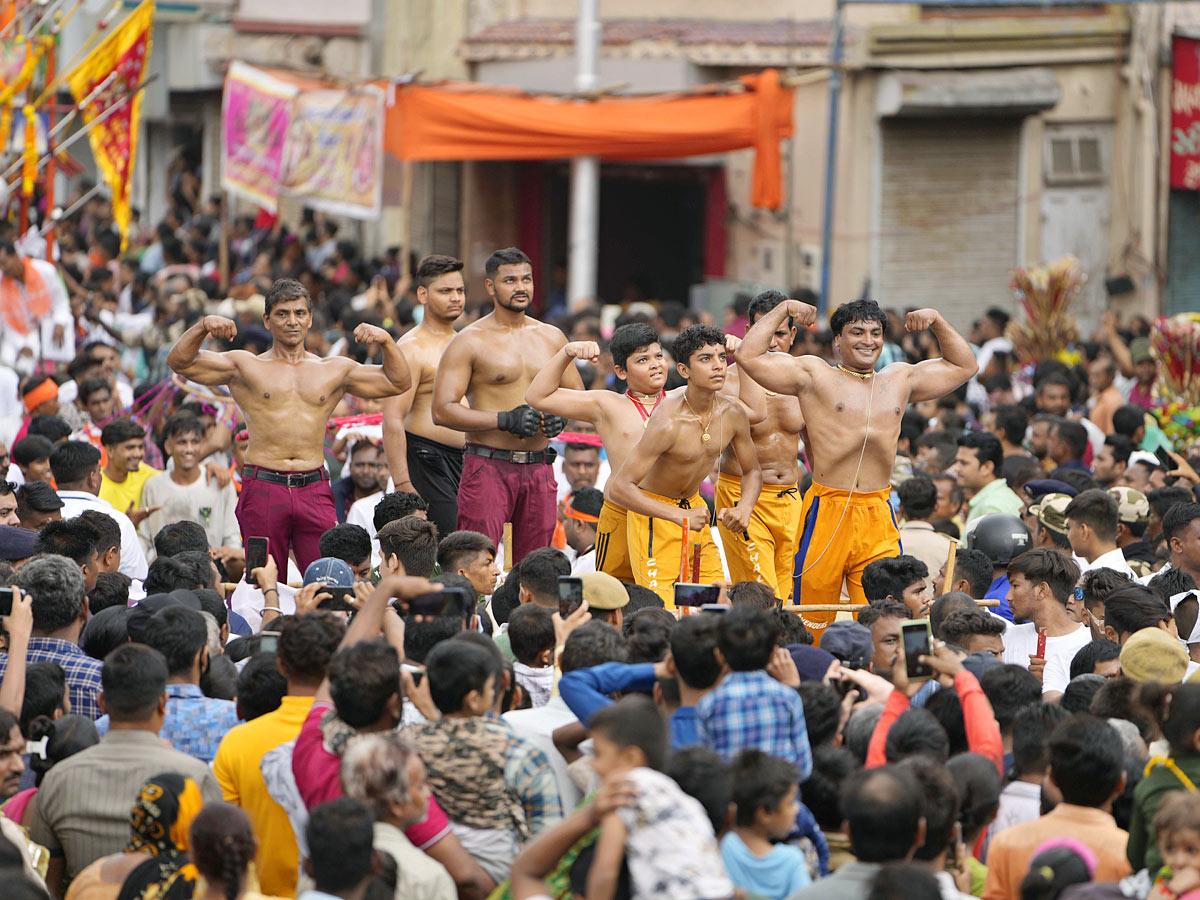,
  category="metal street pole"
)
[817,0,845,316]
[567,0,600,307]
